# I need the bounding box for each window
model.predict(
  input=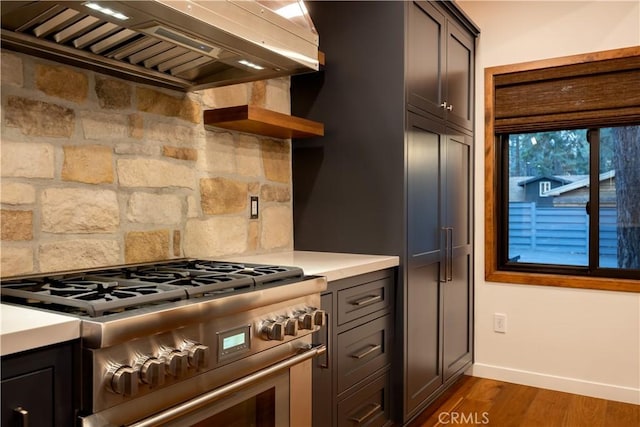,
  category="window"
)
[538,181,551,197]
[485,47,640,292]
